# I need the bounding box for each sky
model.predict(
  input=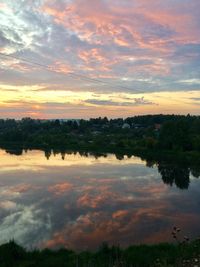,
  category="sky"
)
[0,0,200,119]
